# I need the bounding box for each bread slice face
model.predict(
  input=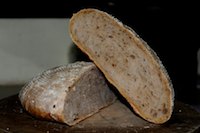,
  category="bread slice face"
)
[69,9,174,124]
[19,61,116,126]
